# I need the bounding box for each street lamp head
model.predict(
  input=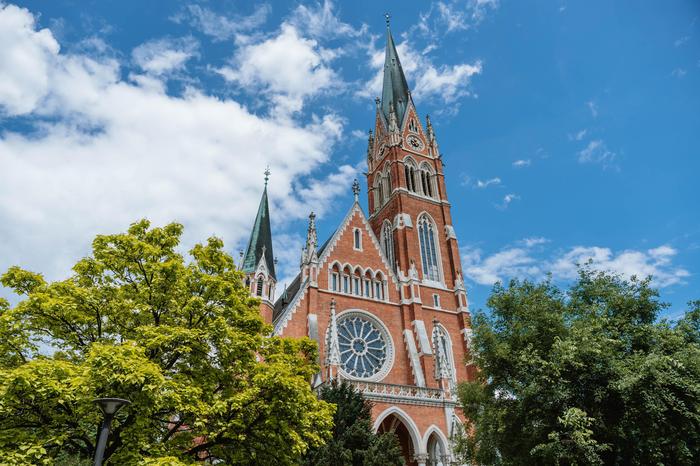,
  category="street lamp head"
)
[93,398,131,416]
